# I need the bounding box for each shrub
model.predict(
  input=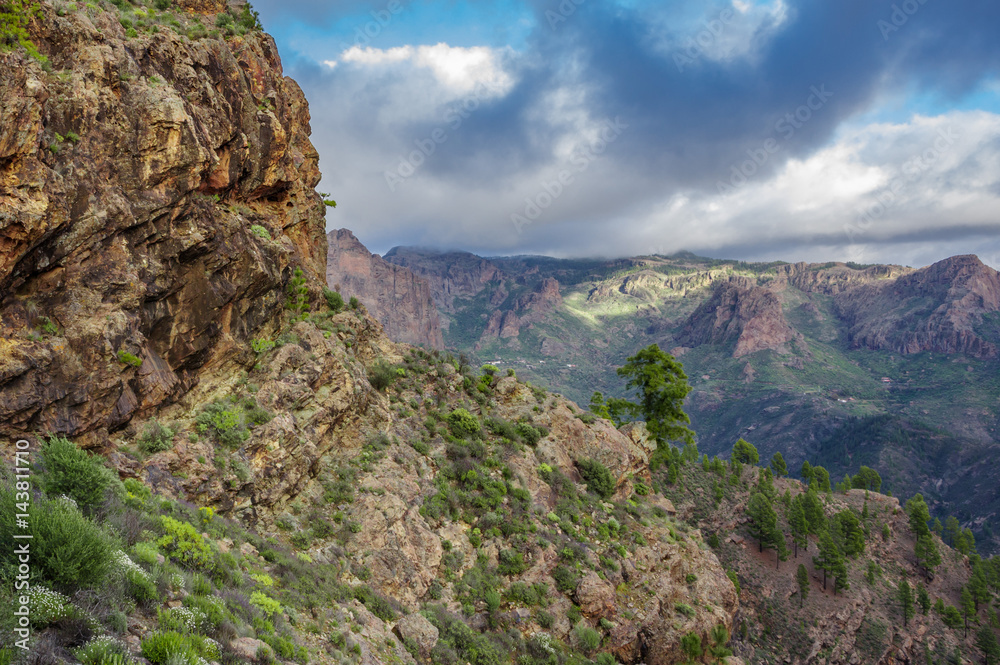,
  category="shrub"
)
[497,549,528,576]
[447,409,481,438]
[0,488,115,591]
[141,631,206,665]
[74,636,130,665]
[250,591,282,618]
[515,422,541,446]
[349,296,360,310]
[195,397,270,449]
[577,458,616,499]
[575,623,602,653]
[251,338,275,355]
[324,289,345,313]
[368,360,399,392]
[249,224,271,241]
[38,435,116,511]
[157,516,214,570]
[138,420,175,454]
[117,350,143,367]
[552,565,580,594]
